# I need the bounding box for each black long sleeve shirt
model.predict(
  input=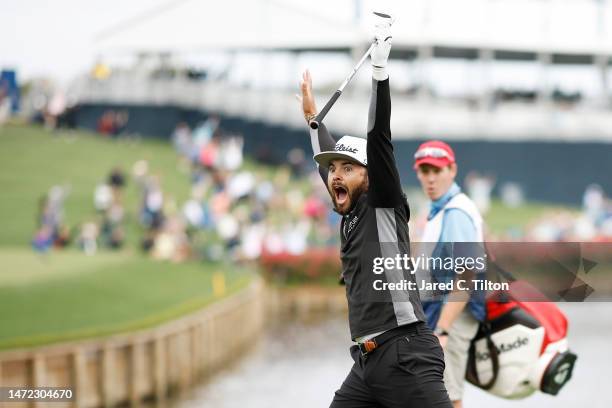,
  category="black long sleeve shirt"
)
[309,78,425,340]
